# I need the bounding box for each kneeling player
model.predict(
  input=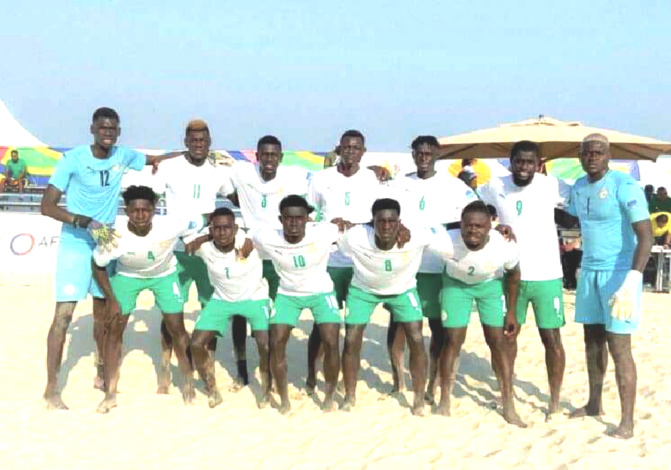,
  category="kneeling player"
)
[190,208,272,409]
[92,186,199,413]
[252,195,344,414]
[437,201,526,427]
